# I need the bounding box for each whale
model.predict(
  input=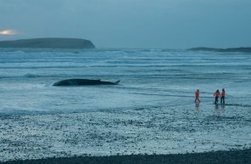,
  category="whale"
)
[53,79,120,86]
